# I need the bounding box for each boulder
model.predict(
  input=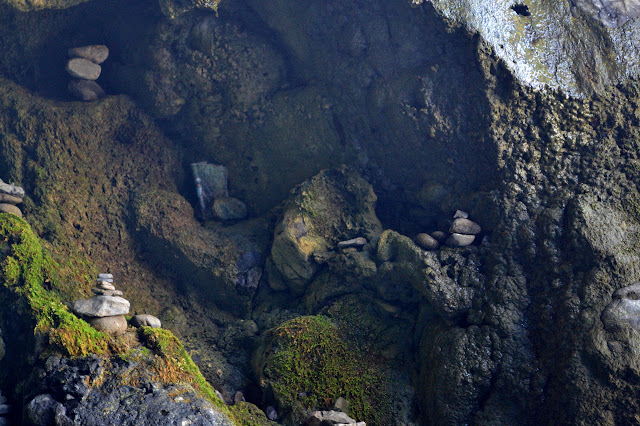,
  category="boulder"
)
[65,58,101,80]
[68,45,109,64]
[131,314,162,328]
[212,197,247,221]
[88,315,127,335]
[72,296,130,317]
[0,203,22,217]
[68,80,105,102]
[270,167,382,295]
